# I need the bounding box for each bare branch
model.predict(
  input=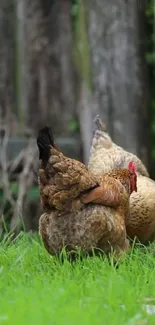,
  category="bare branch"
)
[0,126,16,212]
[10,138,38,233]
